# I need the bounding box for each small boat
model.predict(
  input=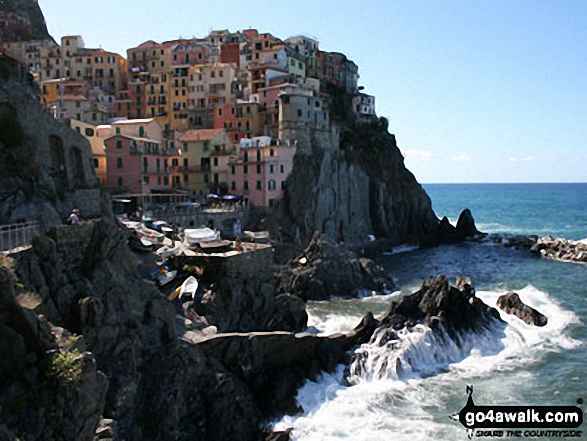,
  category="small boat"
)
[183,227,221,248]
[150,263,177,286]
[128,234,153,251]
[156,241,182,259]
[178,276,199,300]
[243,230,270,244]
